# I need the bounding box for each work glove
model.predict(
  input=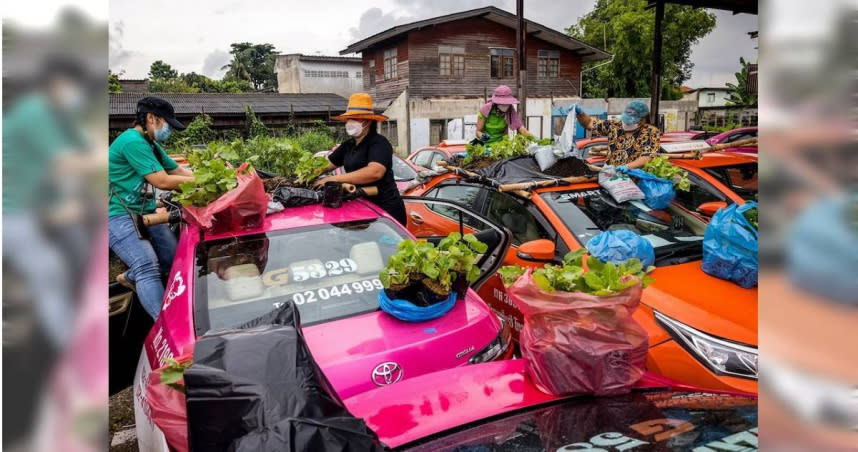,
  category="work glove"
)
[573,104,584,115]
[480,132,490,141]
[615,165,629,173]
